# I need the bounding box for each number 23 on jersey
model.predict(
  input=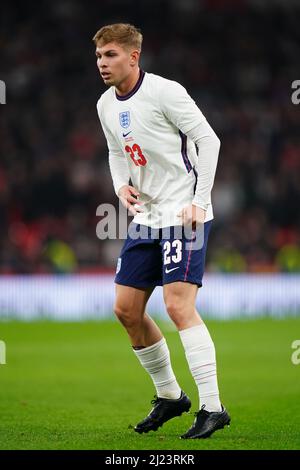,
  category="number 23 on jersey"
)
[125,144,147,167]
